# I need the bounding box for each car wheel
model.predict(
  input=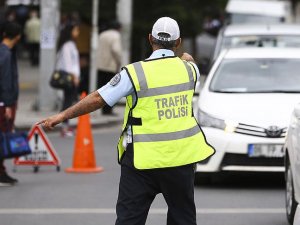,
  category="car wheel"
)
[286,156,298,224]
